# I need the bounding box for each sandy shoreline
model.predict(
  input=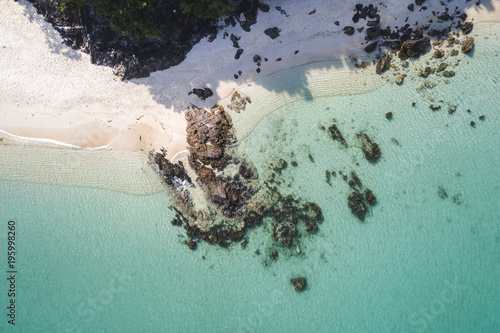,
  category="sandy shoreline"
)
[1,0,500,161]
